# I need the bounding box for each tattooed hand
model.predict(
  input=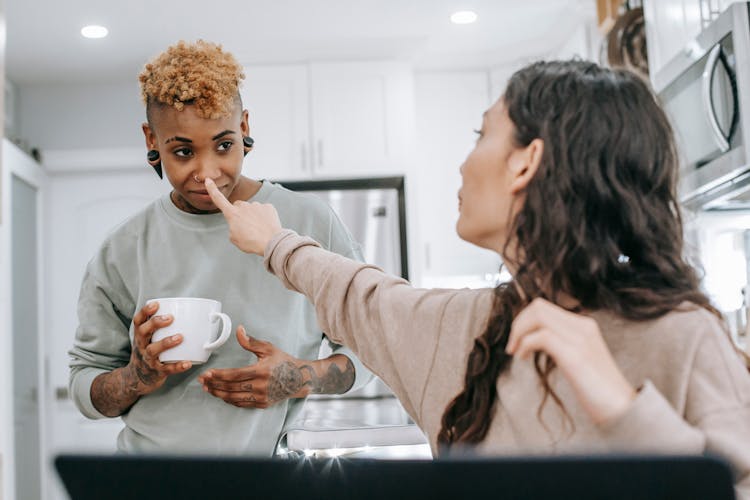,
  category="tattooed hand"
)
[198,325,355,409]
[90,301,193,417]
